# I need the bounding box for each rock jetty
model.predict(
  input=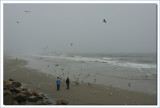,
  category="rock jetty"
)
[4,80,53,105]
